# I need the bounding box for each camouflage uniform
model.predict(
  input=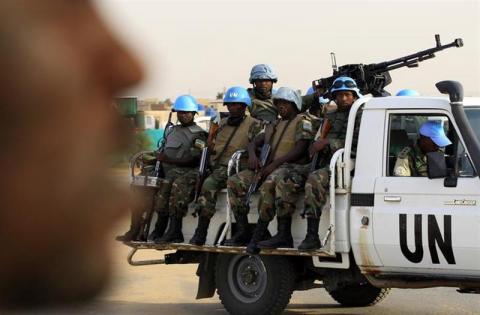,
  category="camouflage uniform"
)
[393,144,428,177]
[228,114,314,220]
[154,124,207,217]
[193,116,262,218]
[247,88,277,123]
[303,107,363,218]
